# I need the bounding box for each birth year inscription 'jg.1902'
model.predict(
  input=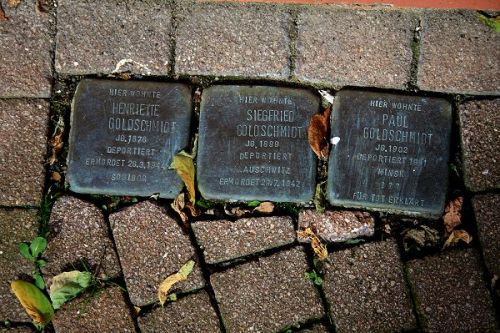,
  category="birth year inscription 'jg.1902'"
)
[327,90,451,216]
[67,79,192,198]
[197,85,319,202]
